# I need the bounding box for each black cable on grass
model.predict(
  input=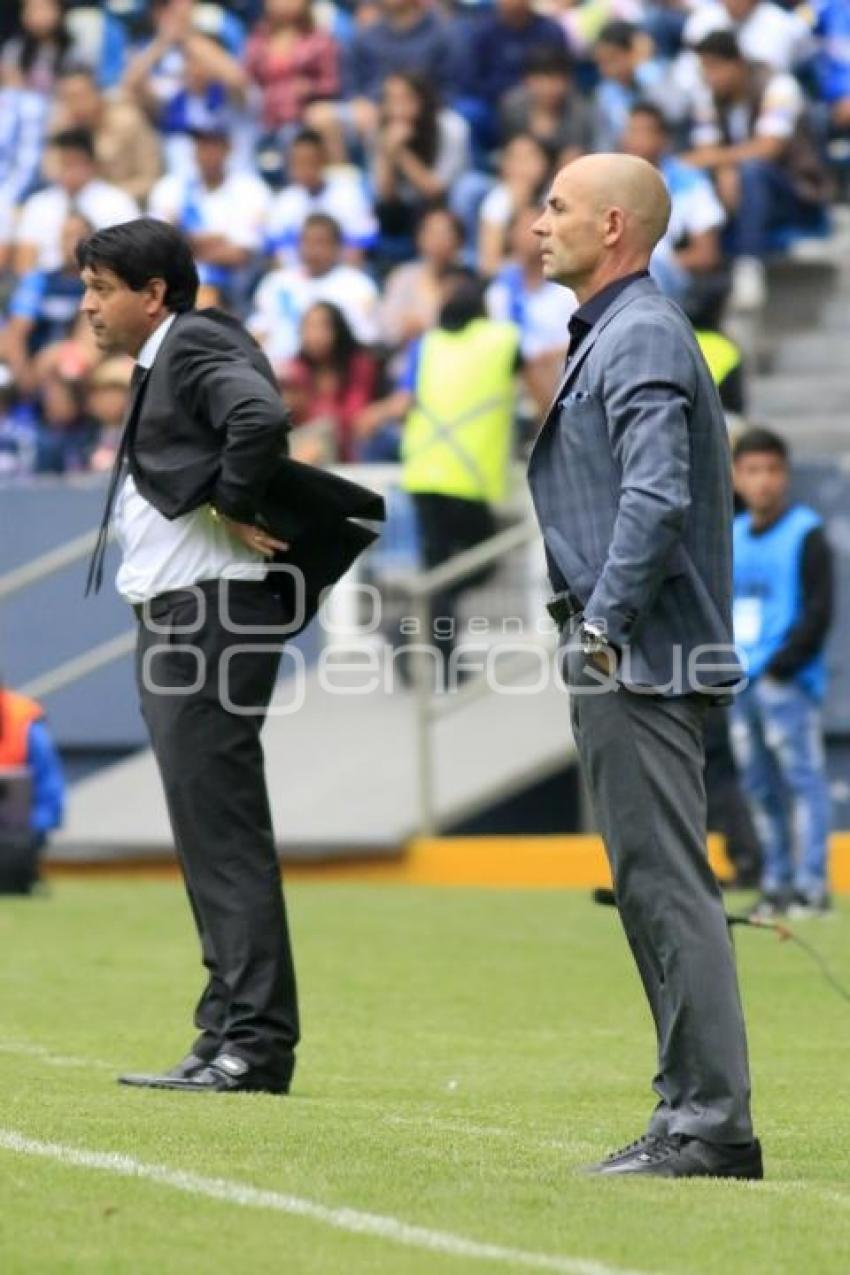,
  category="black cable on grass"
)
[592,888,850,1006]
[726,913,850,1005]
